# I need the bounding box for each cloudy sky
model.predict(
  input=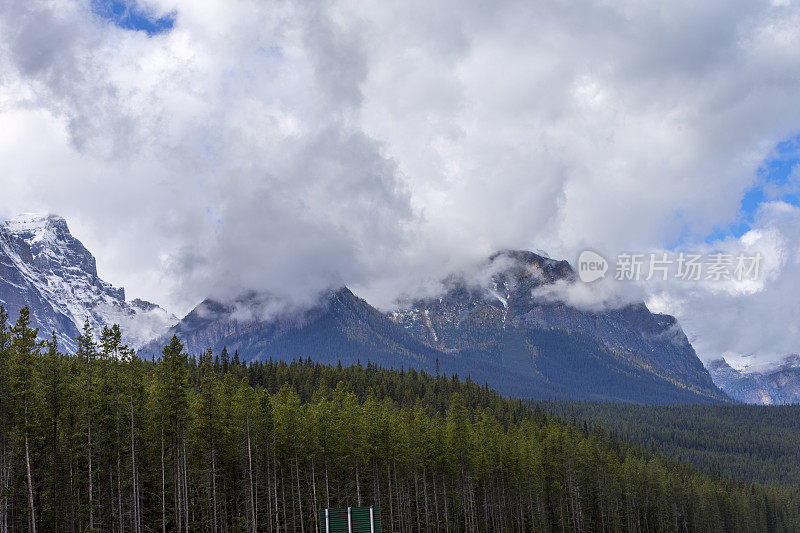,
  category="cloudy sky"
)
[2,0,800,368]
